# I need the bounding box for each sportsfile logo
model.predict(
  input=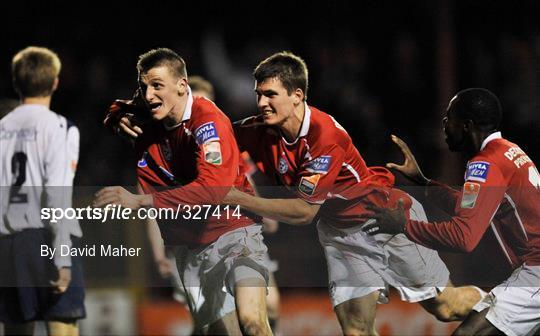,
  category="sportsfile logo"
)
[195,122,219,145]
[305,156,332,174]
[465,161,490,182]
